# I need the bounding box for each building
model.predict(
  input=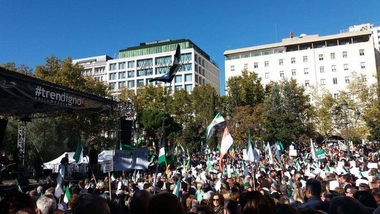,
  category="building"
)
[73,39,220,99]
[224,24,380,100]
